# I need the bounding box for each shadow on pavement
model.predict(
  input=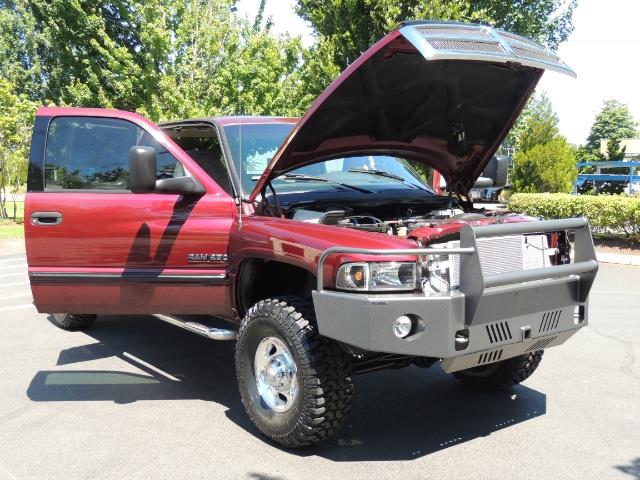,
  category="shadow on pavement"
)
[29,314,238,406]
[28,313,546,462]
[616,458,640,479]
